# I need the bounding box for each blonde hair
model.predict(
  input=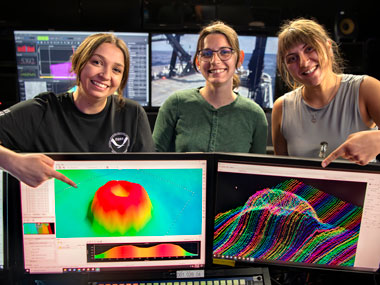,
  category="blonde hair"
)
[277,18,344,90]
[71,33,130,101]
[193,21,241,90]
